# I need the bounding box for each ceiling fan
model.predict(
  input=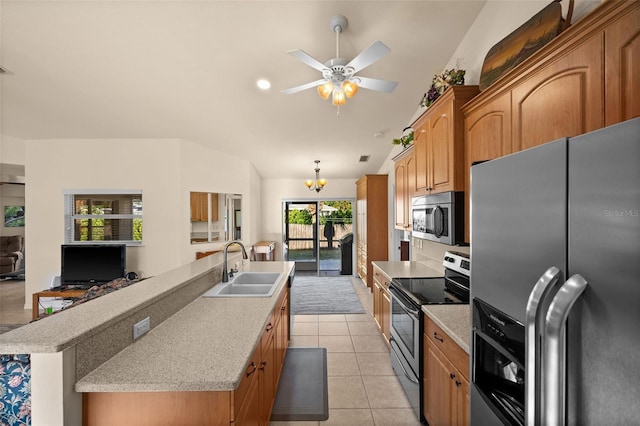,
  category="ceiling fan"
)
[281,15,398,107]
